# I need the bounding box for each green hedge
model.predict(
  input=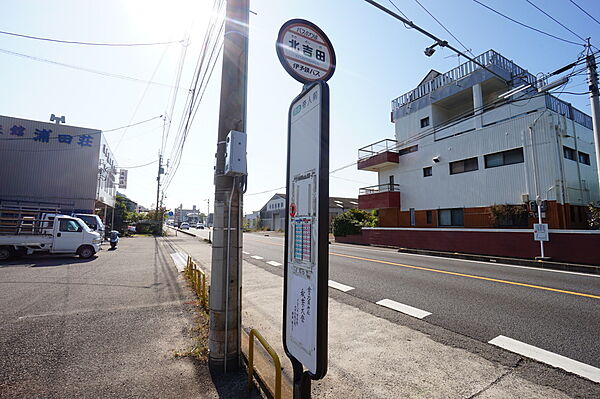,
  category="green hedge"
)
[332,209,378,237]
